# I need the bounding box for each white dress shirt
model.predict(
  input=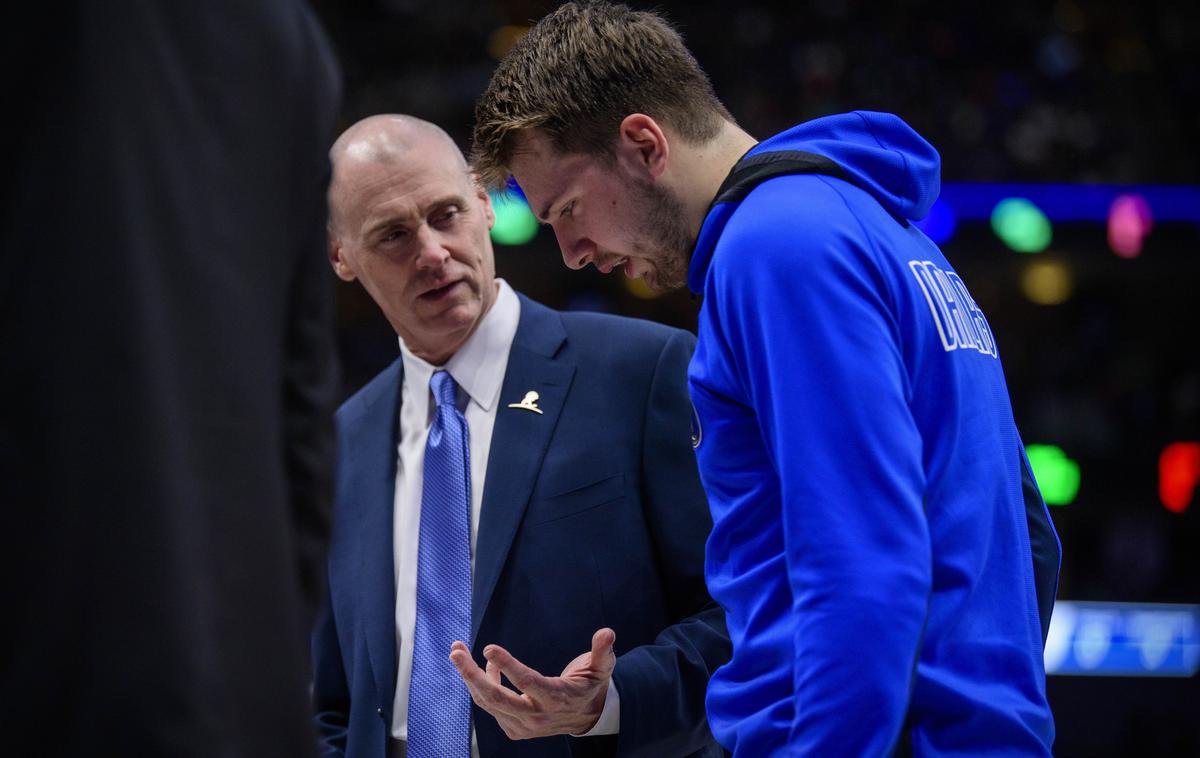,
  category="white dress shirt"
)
[389,280,619,753]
